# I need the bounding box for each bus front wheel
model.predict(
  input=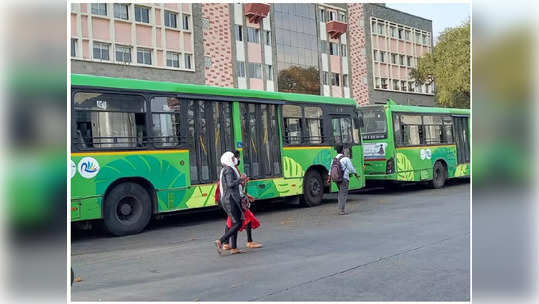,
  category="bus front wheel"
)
[103,182,152,236]
[302,170,324,207]
[431,161,447,189]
